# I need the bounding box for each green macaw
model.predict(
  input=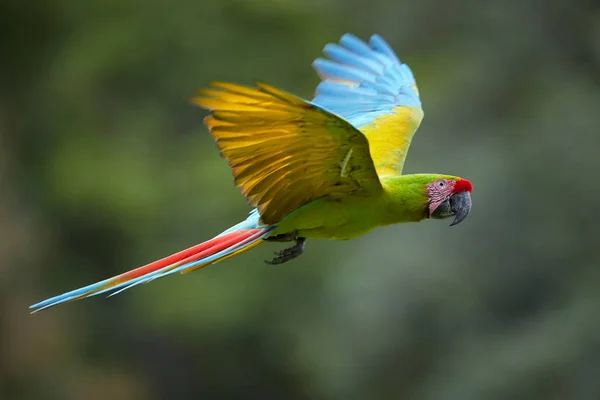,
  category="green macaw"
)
[31,33,472,312]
